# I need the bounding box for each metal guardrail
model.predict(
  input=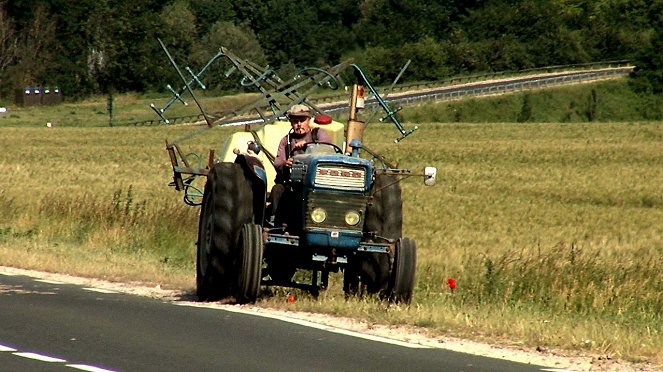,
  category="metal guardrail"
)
[303,66,635,117]
[377,66,634,107]
[303,60,634,105]
[122,61,634,127]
